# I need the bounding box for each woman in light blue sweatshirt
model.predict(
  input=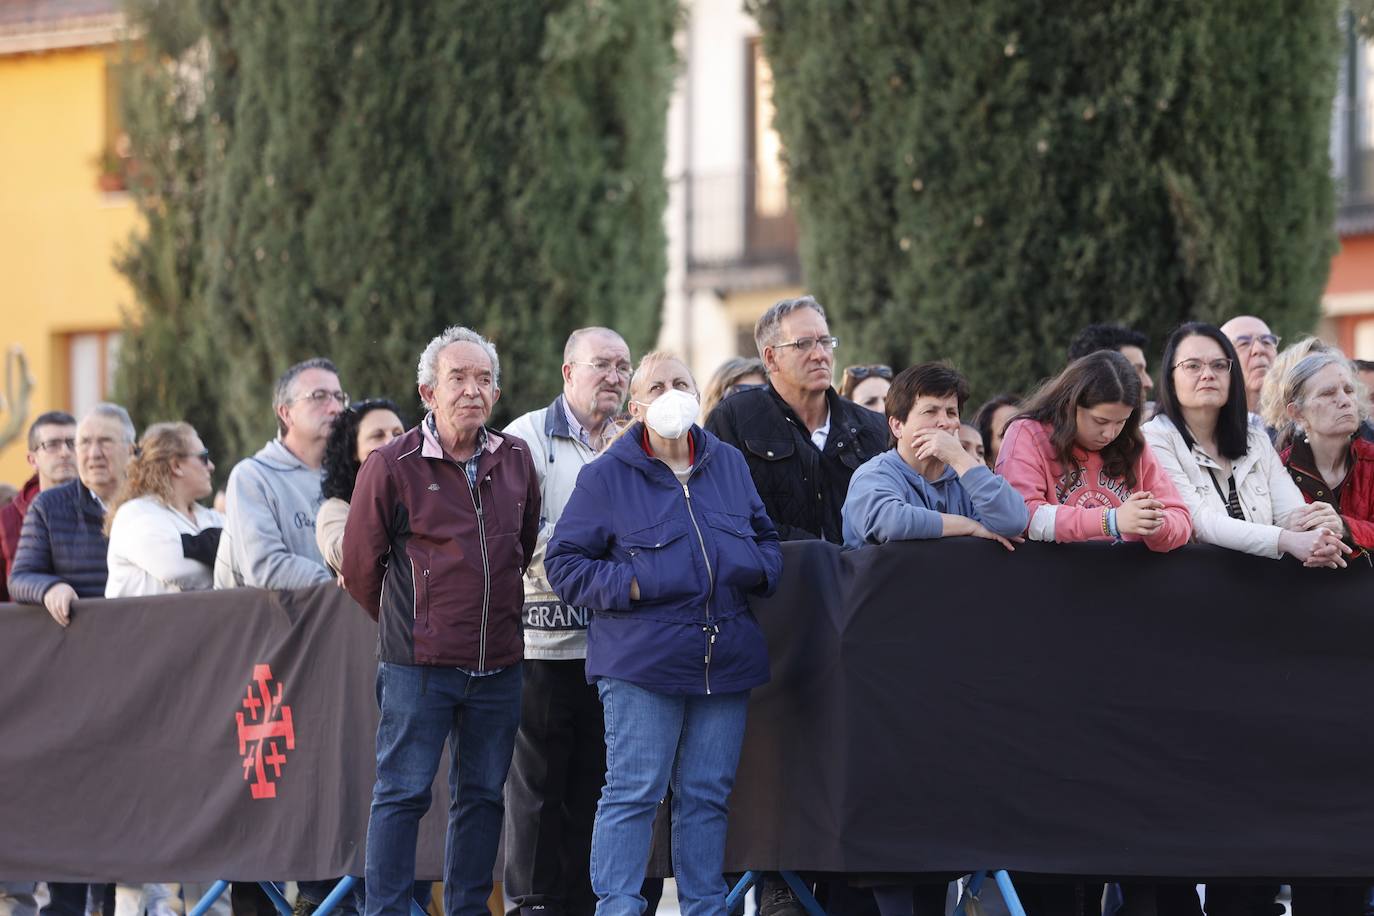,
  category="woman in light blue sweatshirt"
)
[842,362,1028,551]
